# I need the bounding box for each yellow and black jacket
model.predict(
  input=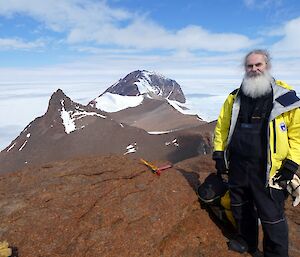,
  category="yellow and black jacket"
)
[214,80,300,187]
